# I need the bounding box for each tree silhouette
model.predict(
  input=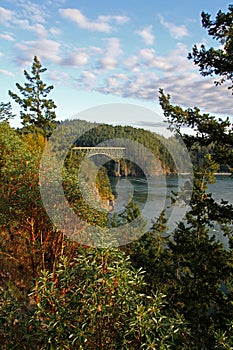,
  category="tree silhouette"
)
[9,56,57,138]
